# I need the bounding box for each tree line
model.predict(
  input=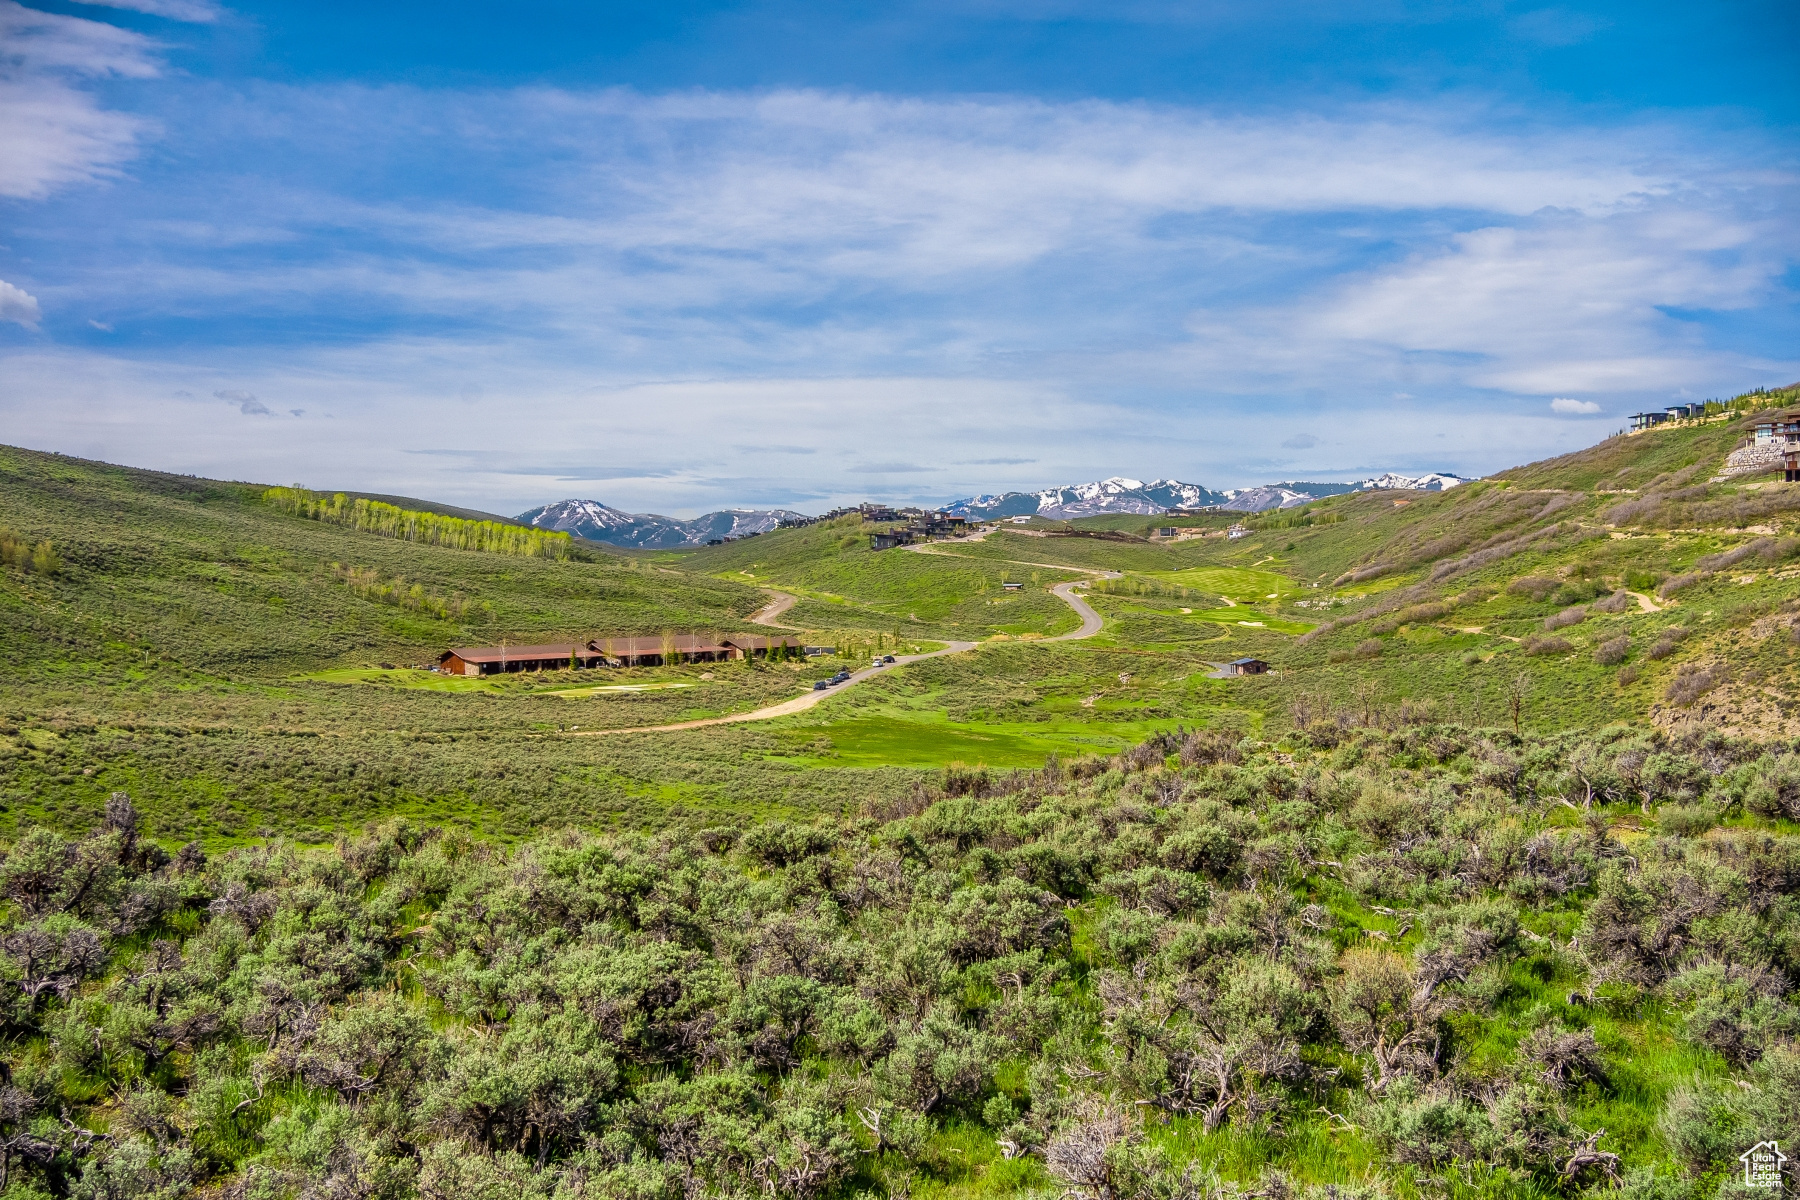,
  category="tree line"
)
[264,489,572,559]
